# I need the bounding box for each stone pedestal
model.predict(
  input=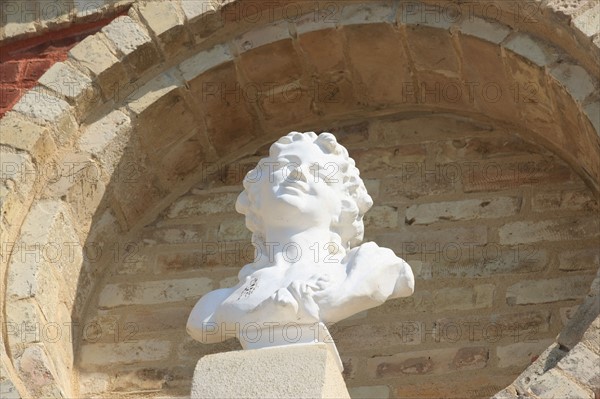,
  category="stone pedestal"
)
[190,343,350,399]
